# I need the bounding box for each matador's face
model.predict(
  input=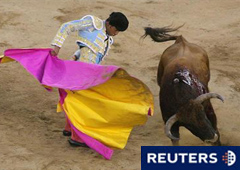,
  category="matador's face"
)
[106,22,119,36]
